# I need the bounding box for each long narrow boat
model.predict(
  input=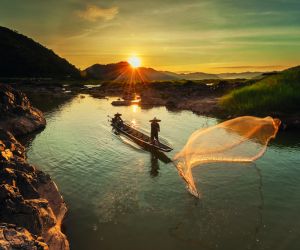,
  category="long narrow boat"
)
[111,119,173,152]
